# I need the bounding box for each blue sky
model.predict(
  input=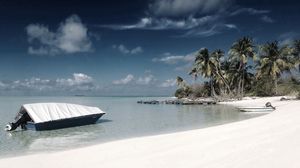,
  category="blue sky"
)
[0,0,299,96]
